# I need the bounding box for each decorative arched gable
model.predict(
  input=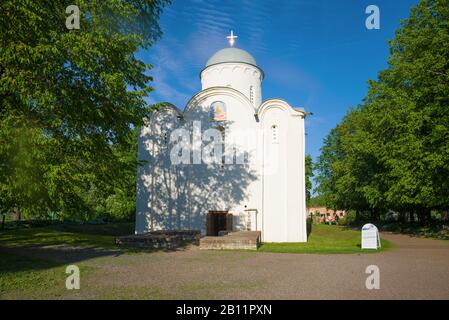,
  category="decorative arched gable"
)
[257,99,304,121]
[184,86,256,121]
[145,102,182,120]
[139,103,182,155]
